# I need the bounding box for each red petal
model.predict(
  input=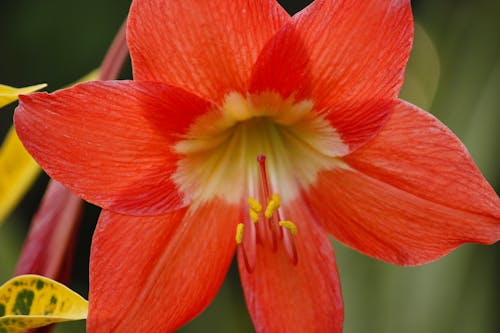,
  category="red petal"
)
[239,199,343,333]
[345,100,500,219]
[306,102,500,265]
[15,81,214,215]
[250,0,413,152]
[87,199,239,333]
[14,180,82,279]
[127,0,289,104]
